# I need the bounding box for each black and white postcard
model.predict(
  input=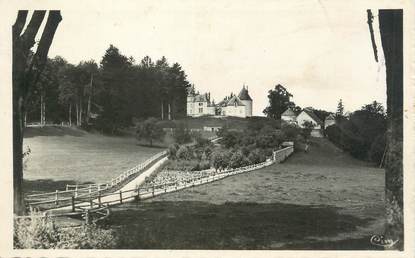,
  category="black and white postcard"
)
[0,1,414,257]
